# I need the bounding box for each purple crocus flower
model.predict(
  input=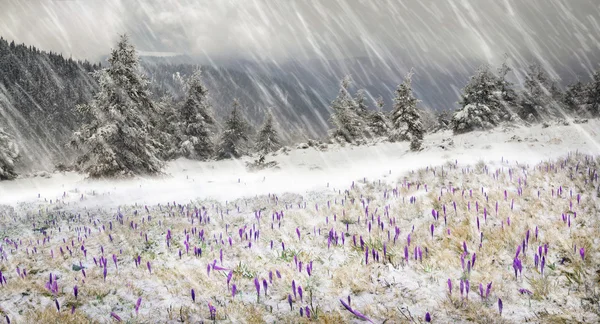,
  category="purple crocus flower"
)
[147,261,152,274]
[292,280,297,299]
[498,298,503,316]
[339,298,374,323]
[541,256,545,276]
[55,299,60,312]
[227,270,233,288]
[135,297,142,315]
[254,277,261,300]
[288,294,293,310]
[263,279,268,296]
[447,279,452,294]
[298,286,303,302]
[232,284,237,298]
[74,285,78,299]
[425,312,431,322]
[518,288,533,295]
[111,312,122,322]
[191,289,196,302]
[580,247,585,261]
